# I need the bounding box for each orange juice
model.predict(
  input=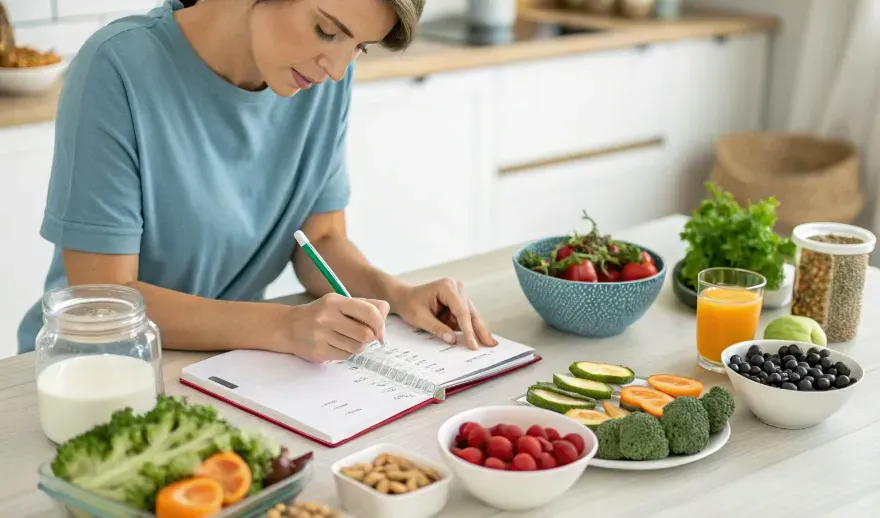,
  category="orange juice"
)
[696,286,762,364]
